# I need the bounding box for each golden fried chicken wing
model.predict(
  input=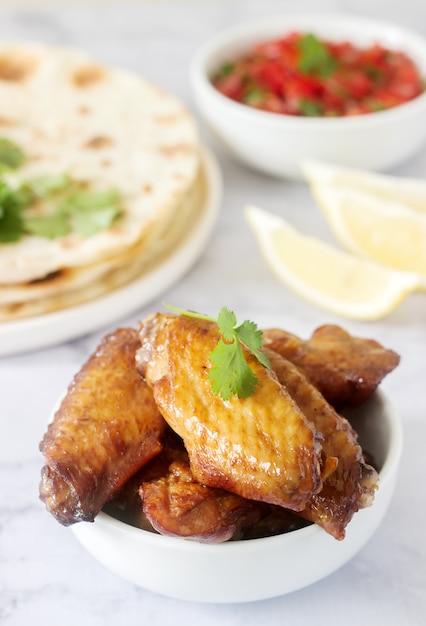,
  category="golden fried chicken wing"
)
[263,324,400,409]
[136,313,323,512]
[107,427,309,542]
[139,428,261,542]
[266,348,379,539]
[141,458,265,543]
[39,327,165,525]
